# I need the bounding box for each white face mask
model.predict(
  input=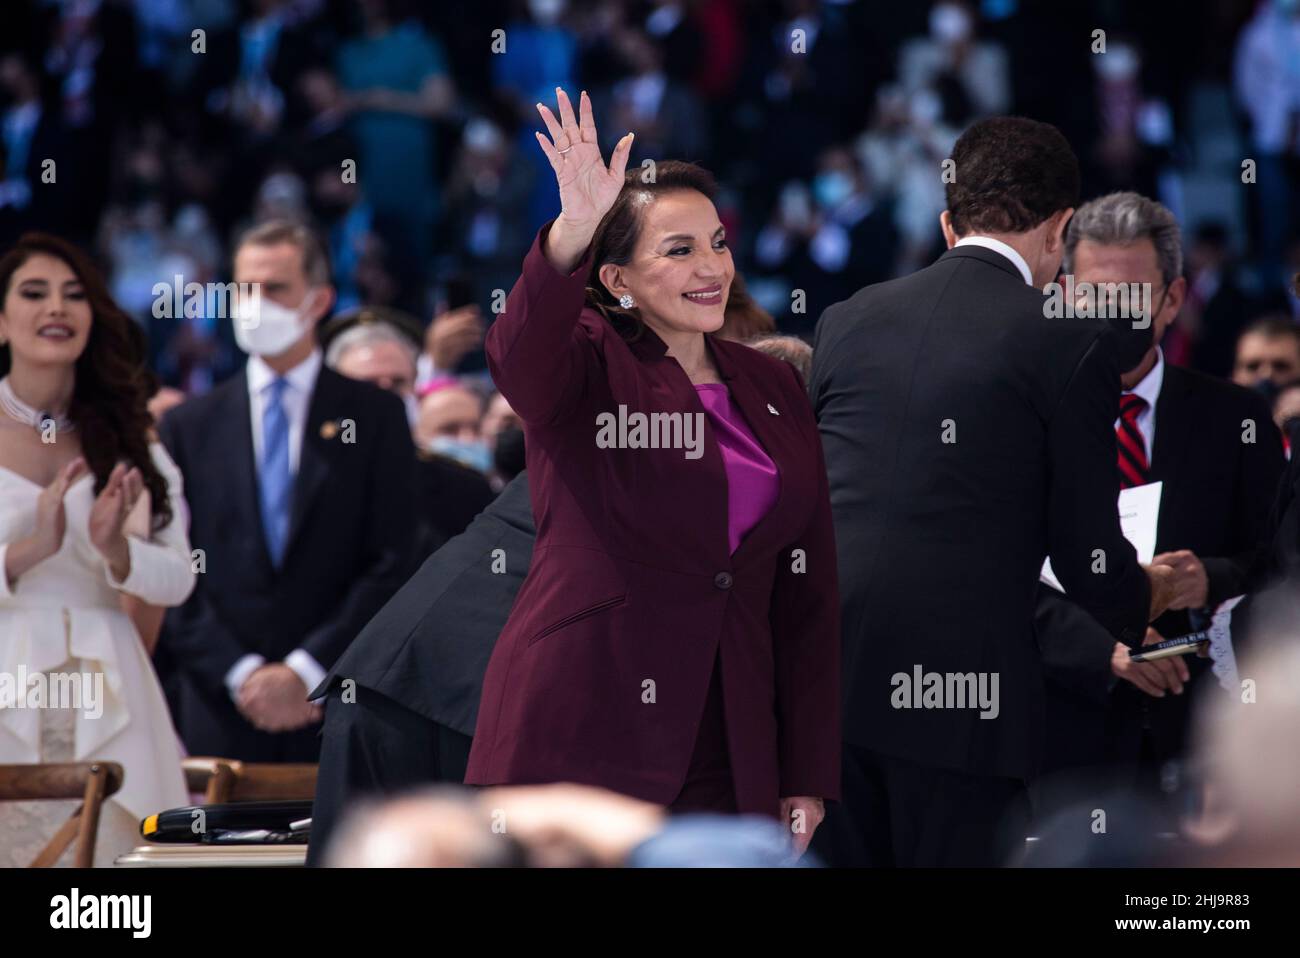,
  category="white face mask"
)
[232,290,318,357]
